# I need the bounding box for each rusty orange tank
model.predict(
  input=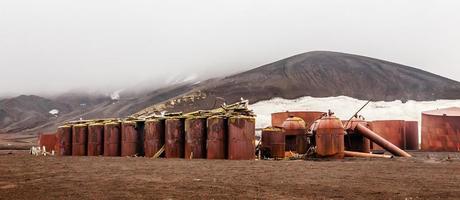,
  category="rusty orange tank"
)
[144,119,165,157]
[72,124,88,156]
[312,115,345,159]
[272,111,325,128]
[87,123,104,156]
[38,133,56,153]
[404,121,419,150]
[104,122,121,156]
[268,127,285,159]
[185,117,207,159]
[369,120,405,150]
[206,116,227,159]
[282,116,307,154]
[121,121,139,157]
[422,107,460,151]
[165,118,185,158]
[56,125,72,156]
[228,116,256,160]
[343,118,370,153]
